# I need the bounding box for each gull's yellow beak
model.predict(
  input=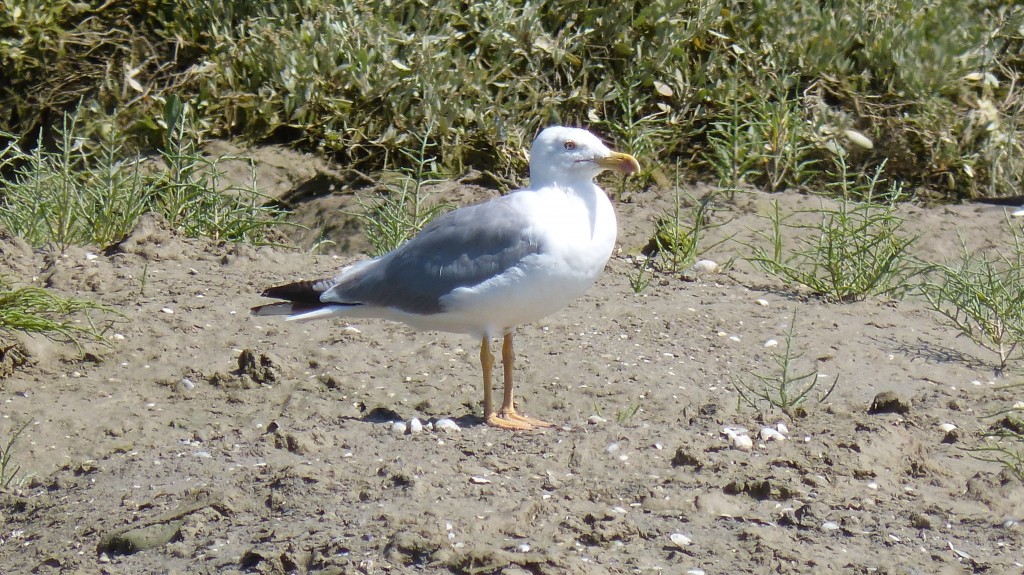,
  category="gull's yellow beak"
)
[595,151,641,175]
